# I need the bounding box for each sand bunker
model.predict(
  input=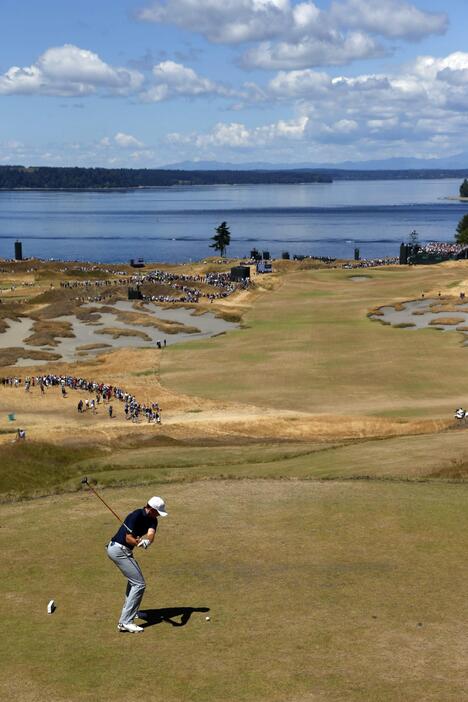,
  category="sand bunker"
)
[0,300,238,366]
[370,298,468,341]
